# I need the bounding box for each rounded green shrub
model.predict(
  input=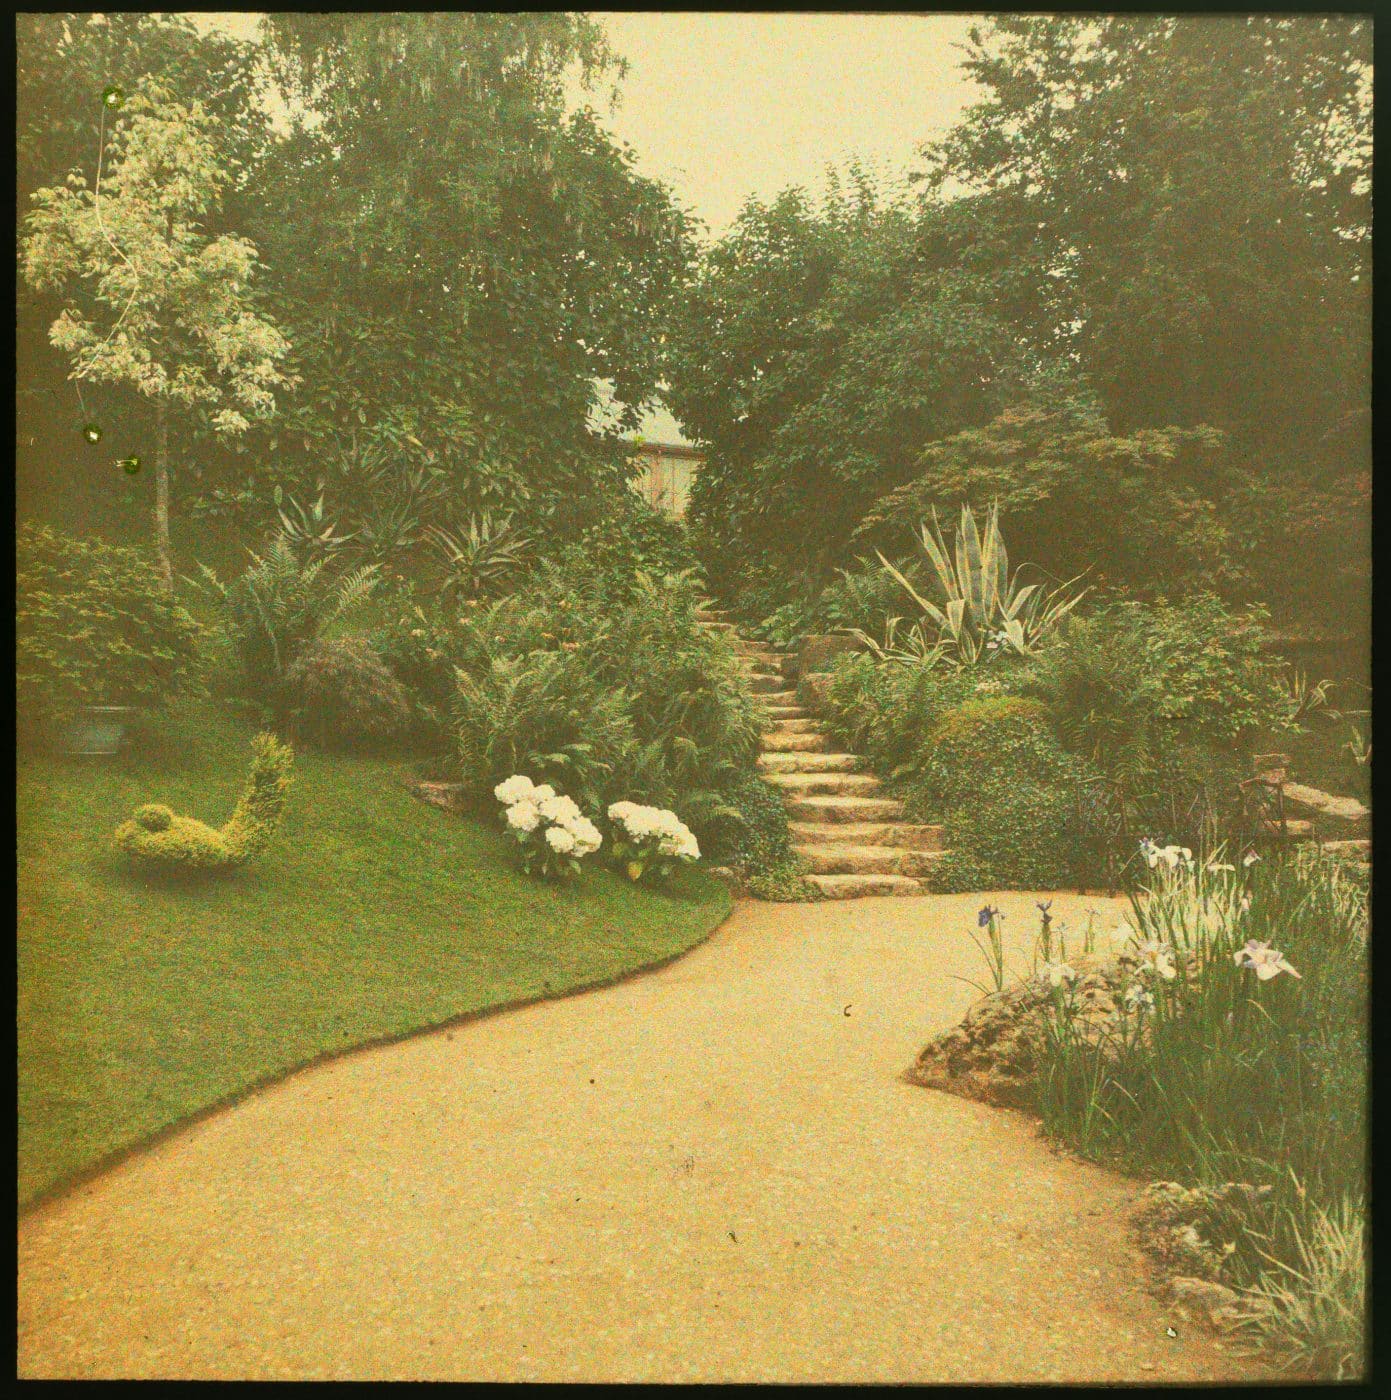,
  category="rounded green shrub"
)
[282,636,411,752]
[114,733,294,874]
[906,694,1105,892]
[16,522,203,736]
